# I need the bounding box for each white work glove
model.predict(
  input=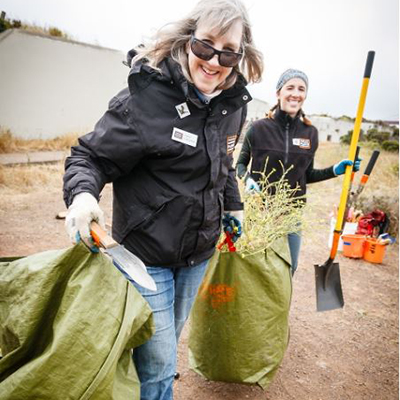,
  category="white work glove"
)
[245,177,261,193]
[65,192,105,251]
[222,210,244,242]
